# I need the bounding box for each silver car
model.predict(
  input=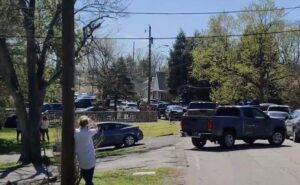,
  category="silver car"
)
[285,109,300,143]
